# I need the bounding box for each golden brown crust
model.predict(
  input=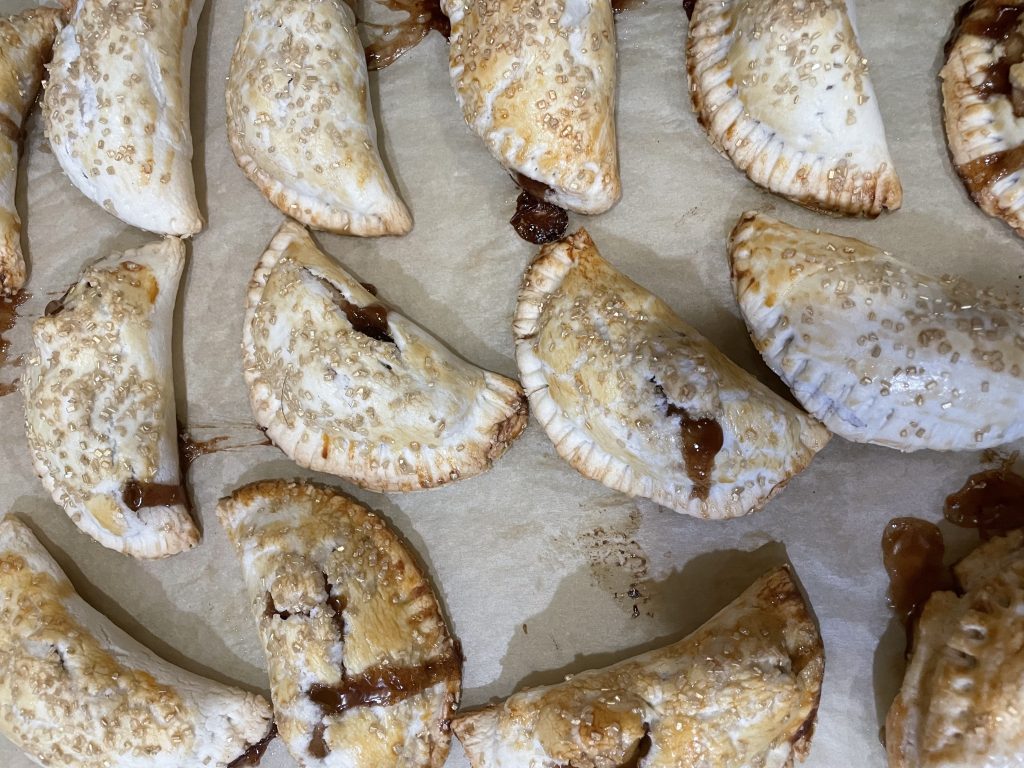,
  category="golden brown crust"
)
[0,514,274,768]
[453,566,824,768]
[218,479,460,768]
